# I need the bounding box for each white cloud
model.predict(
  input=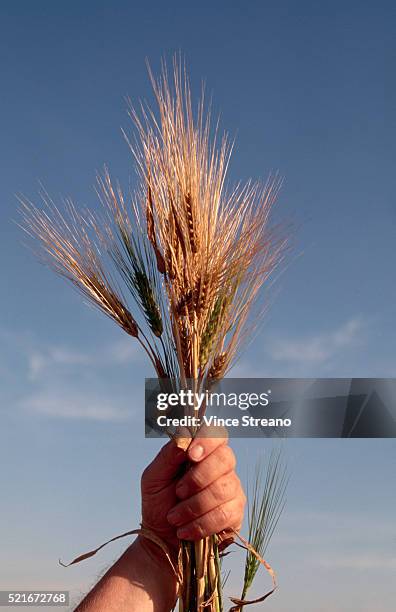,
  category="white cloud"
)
[27,347,92,381]
[106,338,142,364]
[26,348,86,382]
[49,346,92,366]
[266,317,363,366]
[26,337,141,381]
[27,352,48,381]
[0,328,144,421]
[19,388,130,421]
